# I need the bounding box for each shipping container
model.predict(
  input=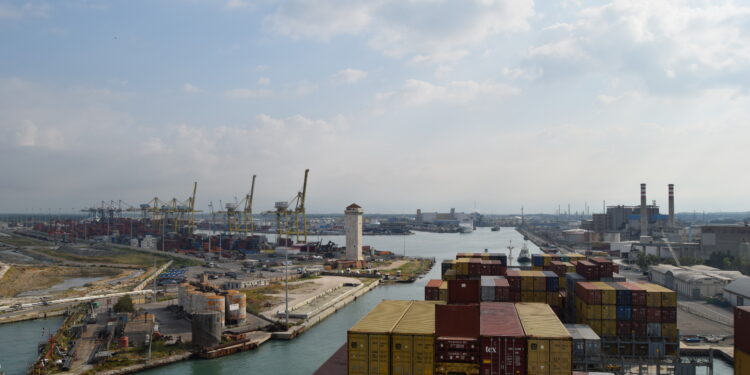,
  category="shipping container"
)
[436,304,480,338]
[448,280,480,304]
[661,323,677,340]
[631,321,646,336]
[456,259,470,276]
[532,271,547,291]
[480,303,526,375]
[660,307,676,323]
[589,257,613,279]
[435,362,480,375]
[444,269,457,281]
[506,270,521,291]
[564,324,601,359]
[593,282,616,305]
[348,300,413,375]
[646,307,662,323]
[736,348,749,375]
[601,304,616,320]
[616,306,631,321]
[439,281,449,302]
[576,261,599,281]
[426,279,443,301]
[576,282,602,305]
[608,282,631,306]
[646,322,661,337]
[616,321,632,337]
[648,342,665,358]
[435,338,480,363]
[620,282,646,306]
[469,259,482,277]
[515,303,572,375]
[392,301,439,375]
[736,306,750,354]
[494,278,510,302]
[638,282,663,307]
[601,320,616,337]
[442,260,456,275]
[482,276,500,302]
[520,271,535,291]
[543,271,559,292]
